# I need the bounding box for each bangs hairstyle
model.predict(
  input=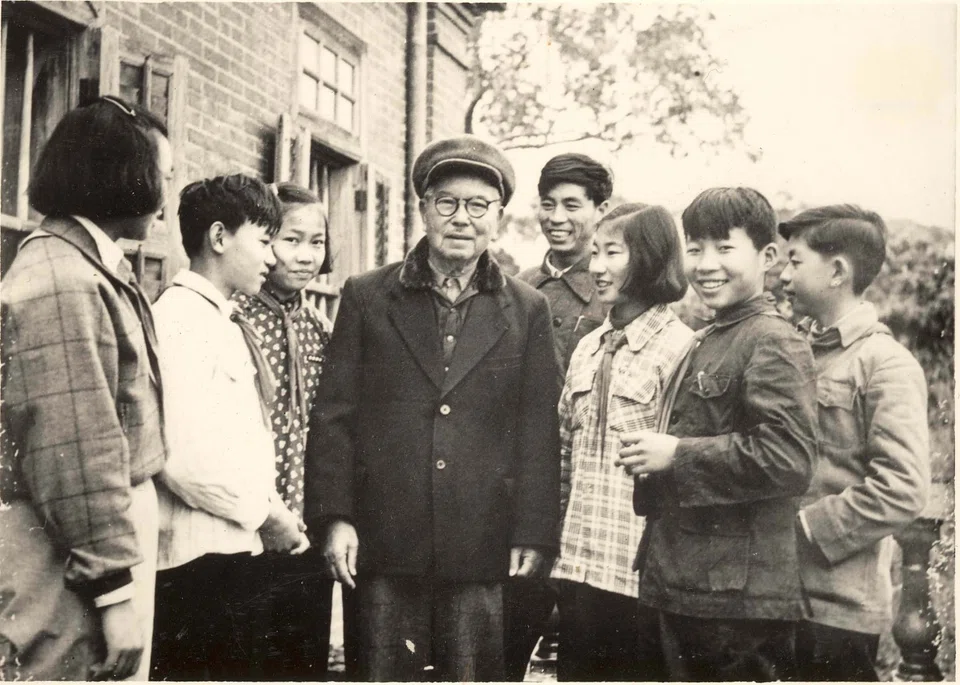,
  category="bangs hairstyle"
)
[29,96,168,222]
[178,174,283,259]
[778,204,886,295]
[600,202,687,305]
[681,187,777,250]
[538,153,614,205]
[274,182,333,275]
